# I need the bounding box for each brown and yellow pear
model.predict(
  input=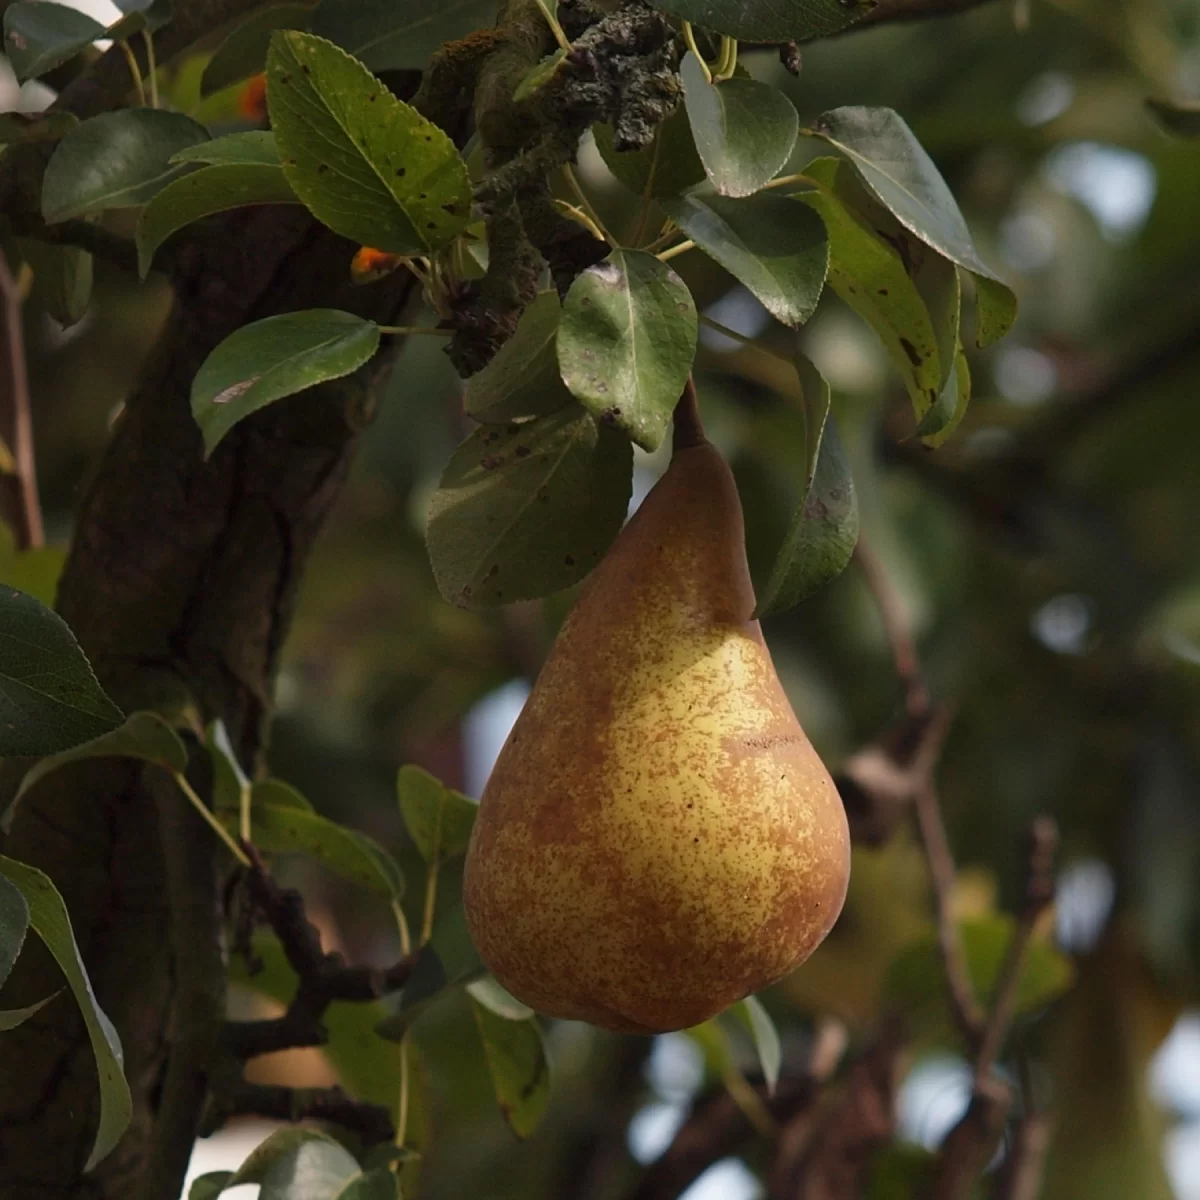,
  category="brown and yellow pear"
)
[463,387,851,1034]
